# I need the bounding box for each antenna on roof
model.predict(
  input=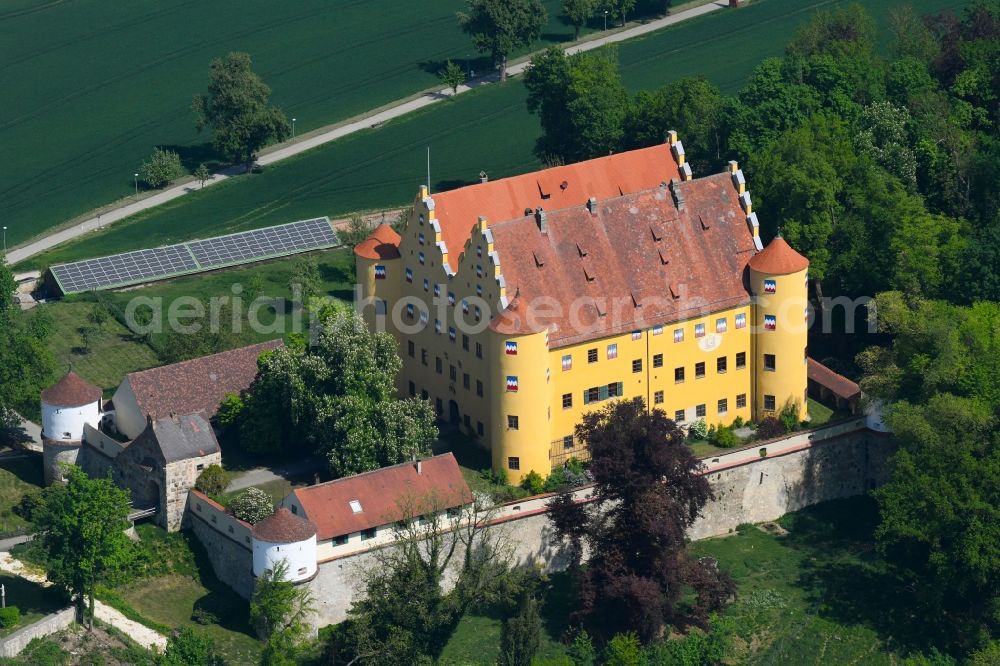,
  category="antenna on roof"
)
[426,147,431,194]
